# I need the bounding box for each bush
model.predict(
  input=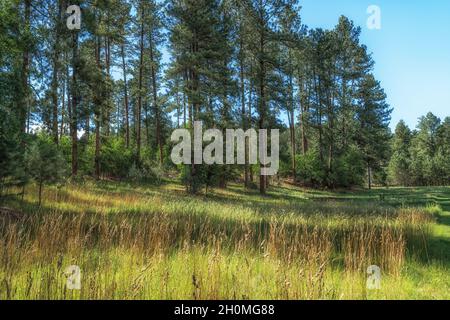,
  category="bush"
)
[295,151,327,187]
[295,147,365,188]
[0,107,26,198]
[100,137,133,178]
[128,162,163,184]
[331,148,365,188]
